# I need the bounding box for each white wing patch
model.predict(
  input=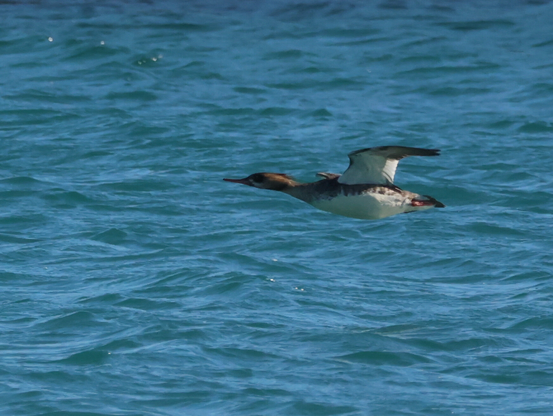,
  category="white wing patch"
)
[337,146,440,185]
[338,153,398,185]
